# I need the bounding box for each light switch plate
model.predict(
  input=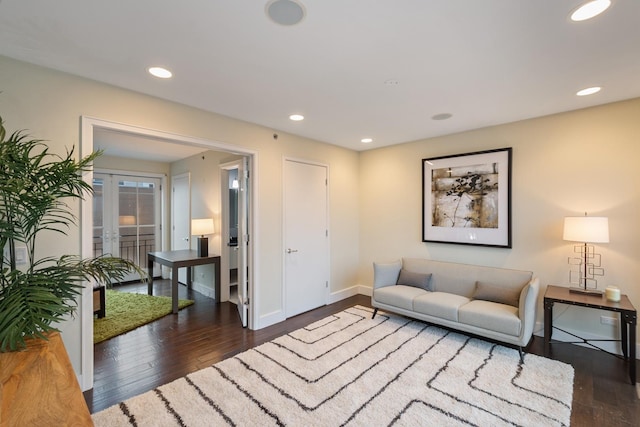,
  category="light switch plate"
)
[15,246,27,265]
[3,245,28,265]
